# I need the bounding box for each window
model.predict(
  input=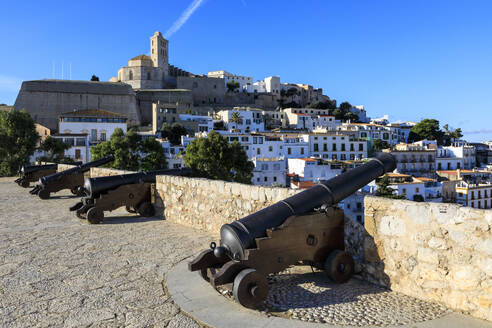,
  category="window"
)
[264,176,268,182]
[268,146,273,152]
[313,144,319,152]
[350,144,354,151]
[416,188,420,193]
[323,144,327,151]
[359,144,363,151]
[257,148,261,155]
[259,137,263,144]
[332,144,337,151]
[402,188,407,194]
[341,144,346,151]
[273,176,277,182]
[91,129,97,141]
[100,132,106,141]
[357,216,362,223]
[350,154,355,160]
[288,148,291,155]
[341,154,346,160]
[301,148,304,155]
[75,149,81,159]
[173,163,181,169]
[261,164,268,170]
[241,137,249,142]
[76,138,86,146]
[273,164,280,170]
[253,137,258,144]
[332,154,337,160]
